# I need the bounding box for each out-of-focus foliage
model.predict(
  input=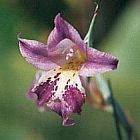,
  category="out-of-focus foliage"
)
[101,1,140,136]
[0,0,139,140]
[18,0,68,28]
